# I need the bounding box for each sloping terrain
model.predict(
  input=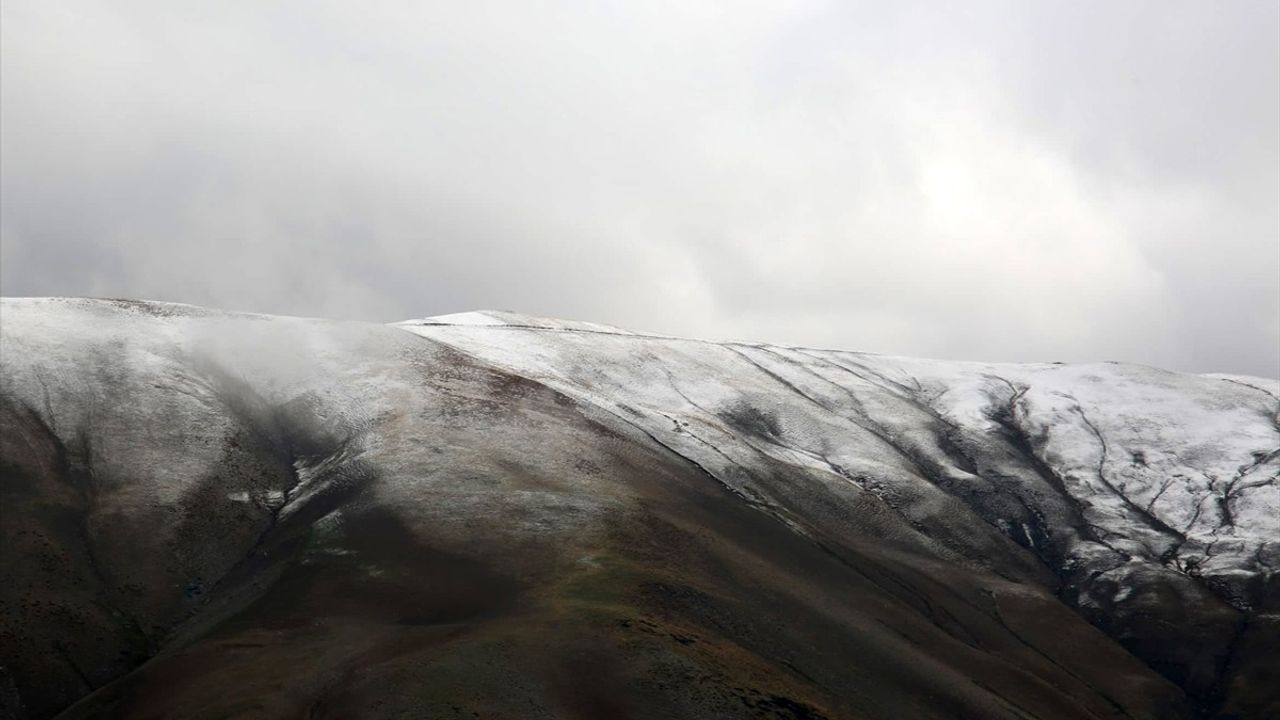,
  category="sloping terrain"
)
[1,298,1276,719]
